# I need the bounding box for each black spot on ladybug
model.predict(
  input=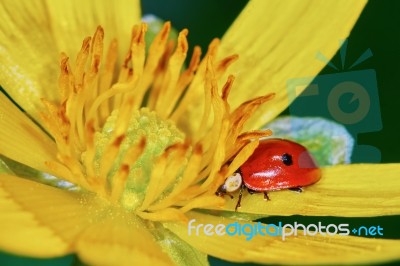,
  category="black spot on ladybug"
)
[282,153,293,166]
